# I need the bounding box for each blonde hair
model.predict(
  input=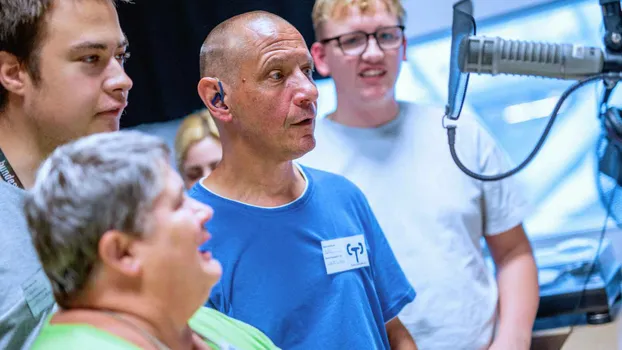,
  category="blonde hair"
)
[174,109,220,172]
[312,0,406,39]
